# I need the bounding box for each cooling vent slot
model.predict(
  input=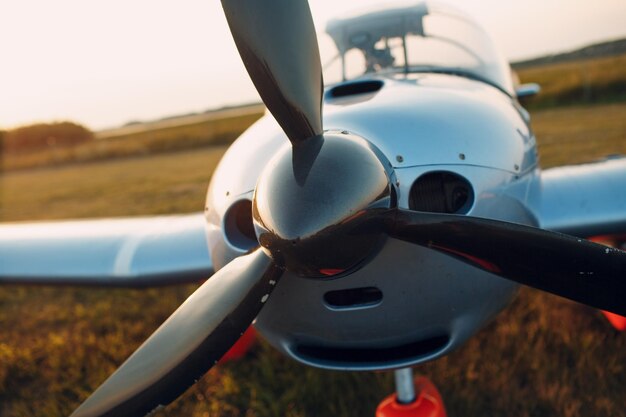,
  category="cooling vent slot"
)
[294,334,450,365]
[409,171,474,214]
[326,80,384,99]
[324,287,383,310]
